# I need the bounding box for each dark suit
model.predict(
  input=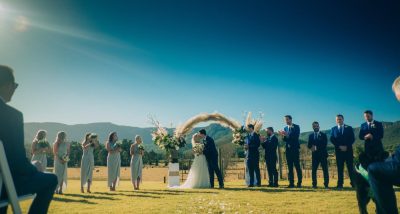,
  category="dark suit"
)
[368,146,400,214]
[359,120,384,155]
[0,99,57,214]
[262,135,278,185]
[308,132,329,187]
[246,132,261,186]
[203,136,223,188]
[330,124,355,187]
[283,124,302,186]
